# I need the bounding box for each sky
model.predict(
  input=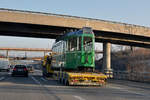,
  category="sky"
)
[0,0,150,56]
